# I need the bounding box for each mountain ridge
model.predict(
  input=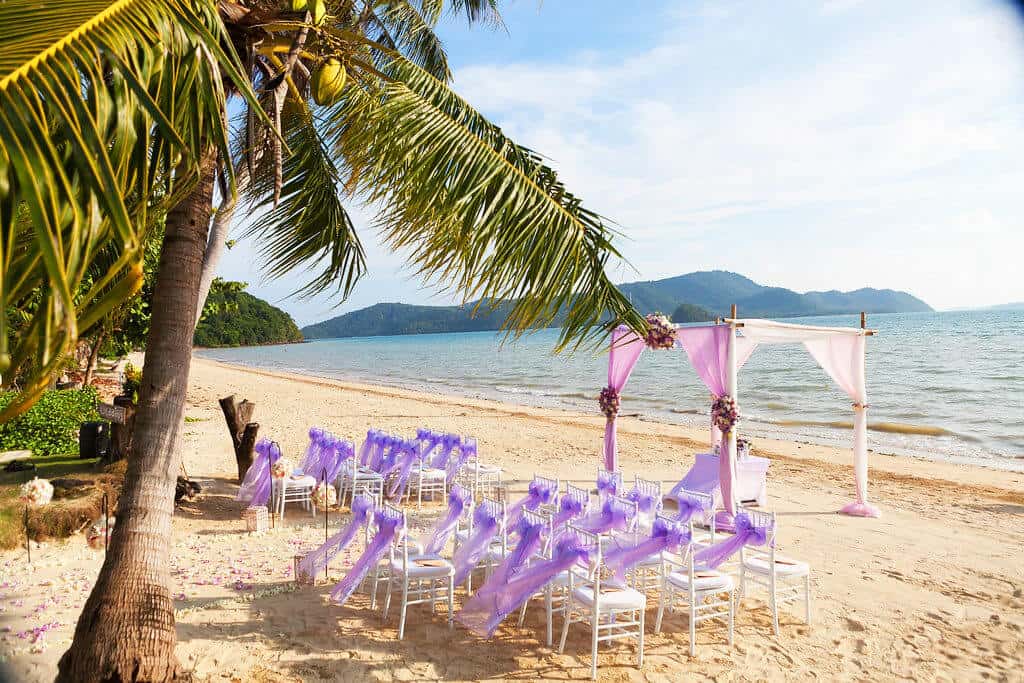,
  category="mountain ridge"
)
[302,270,931,339]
